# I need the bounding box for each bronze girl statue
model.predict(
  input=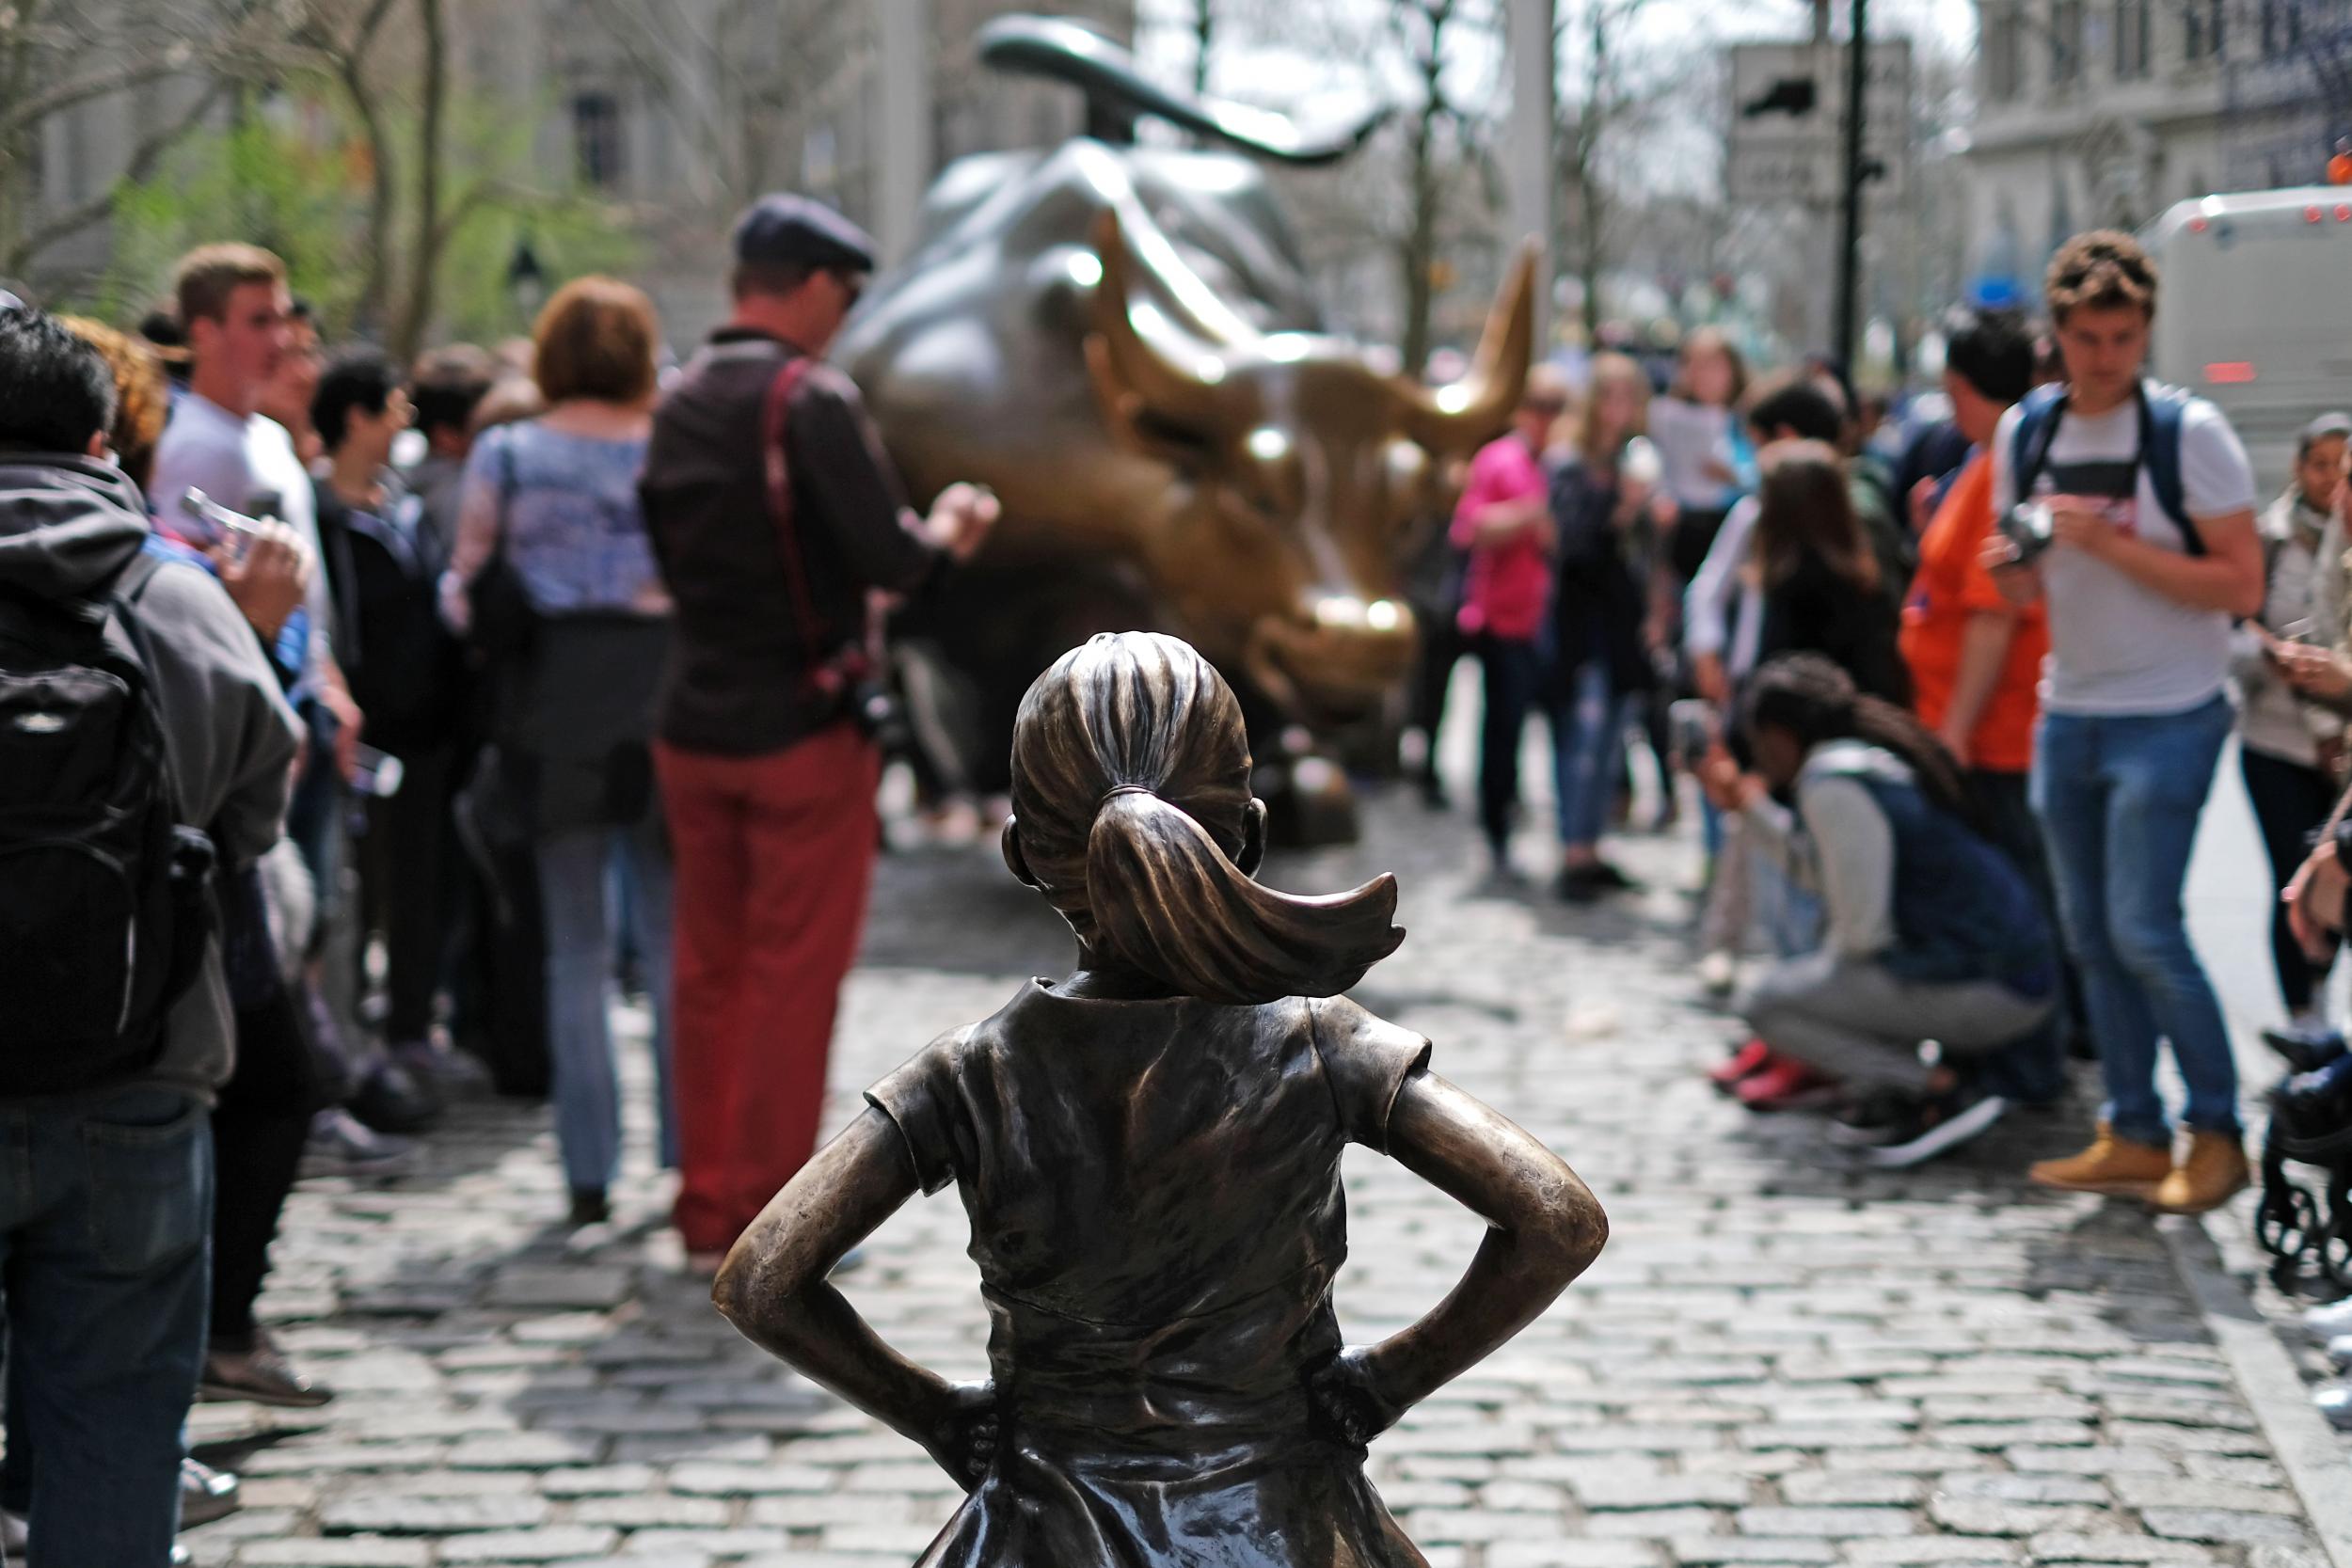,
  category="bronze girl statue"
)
[714,631,1609,1566]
